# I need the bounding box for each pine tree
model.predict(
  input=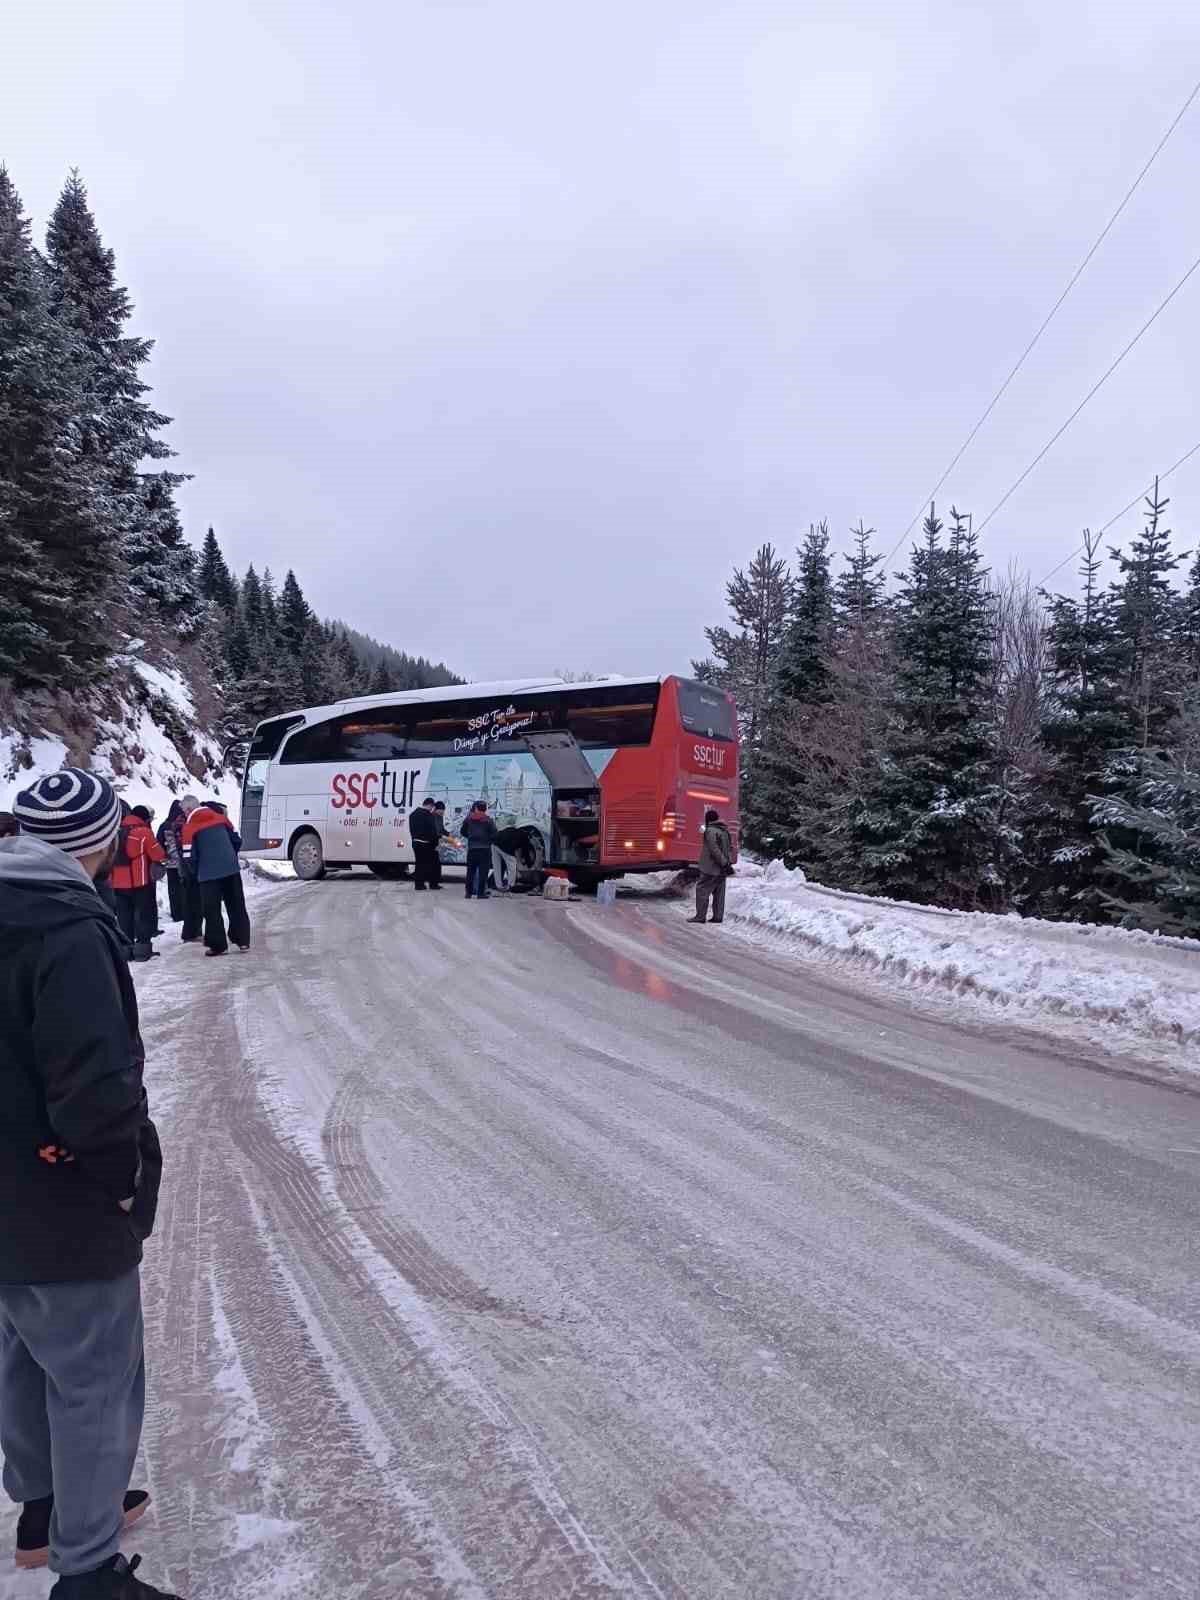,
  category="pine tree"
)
[224,615,253,681]
[198,527,238,610]
[0,166,116,687]
[298,627,333,705]
[44,171,199,629]
[1107,480,1187,751]
[833,521,887,627]
[330,631,364,697]
[240,566,264,636]
[744,524,835,858]
[278,570,312,655]
[228,644,299,732]
[775,522,834,705]
[850,506,998,907]
[1091,750,1200,936]
[260,568,279,640]
[1032,531,1138,918]
[369,659,394,695]
[694,543,792,747]
[1182,546,1200,676]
